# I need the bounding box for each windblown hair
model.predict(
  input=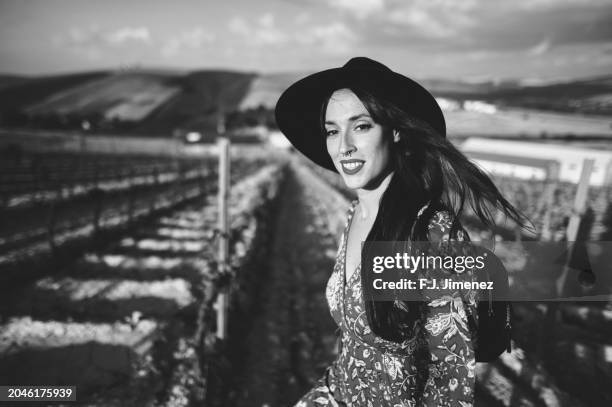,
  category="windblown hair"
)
[320,87,531,400]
